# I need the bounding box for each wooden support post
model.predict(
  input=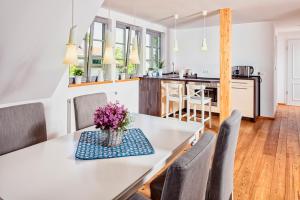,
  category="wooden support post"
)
[219,8,232,124]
